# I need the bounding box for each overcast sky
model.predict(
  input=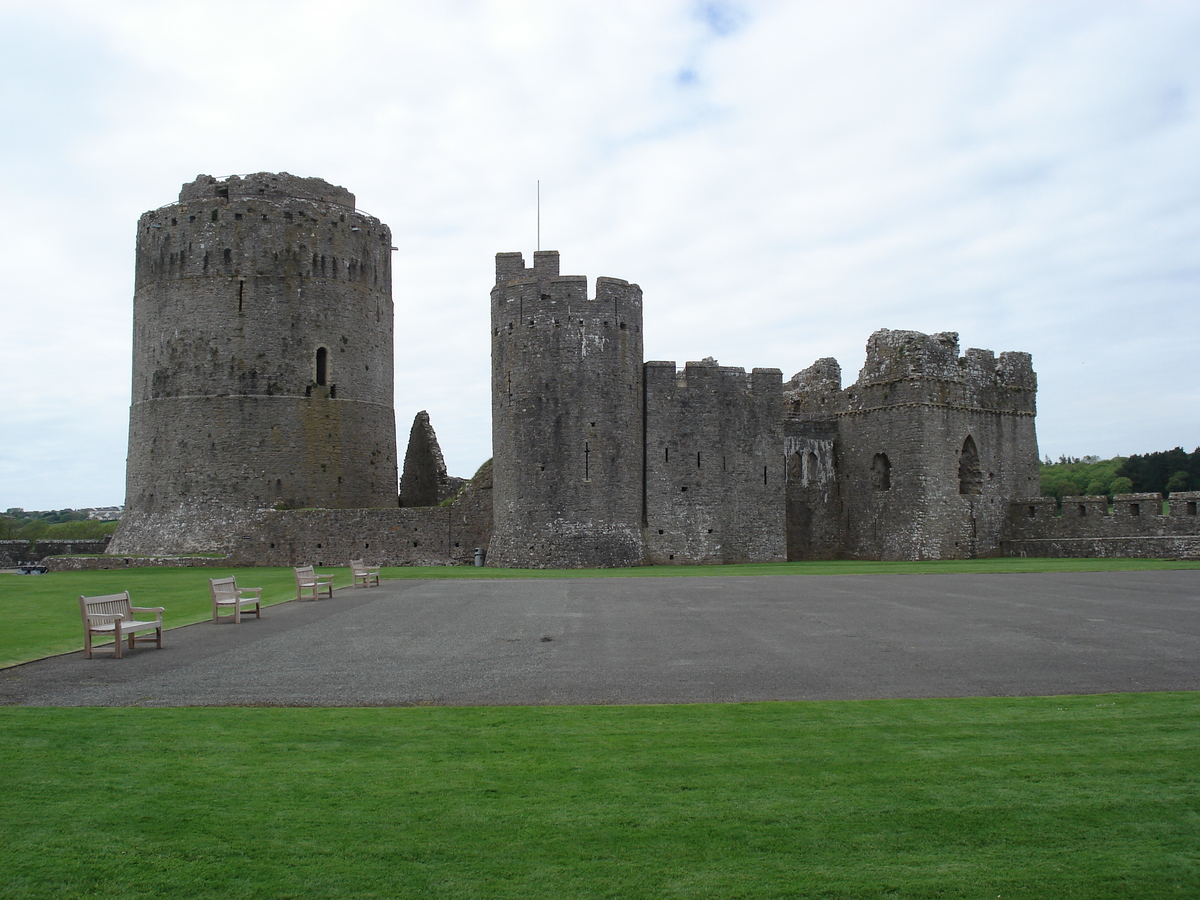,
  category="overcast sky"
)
[2,0,1197,511]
